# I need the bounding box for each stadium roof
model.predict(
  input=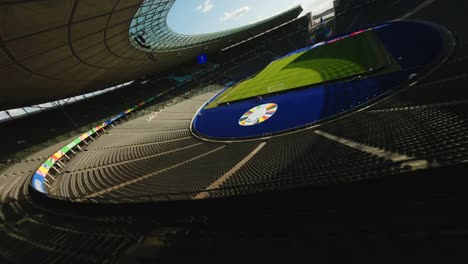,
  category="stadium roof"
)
[131,1,306,52]
[0,0,303,110]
